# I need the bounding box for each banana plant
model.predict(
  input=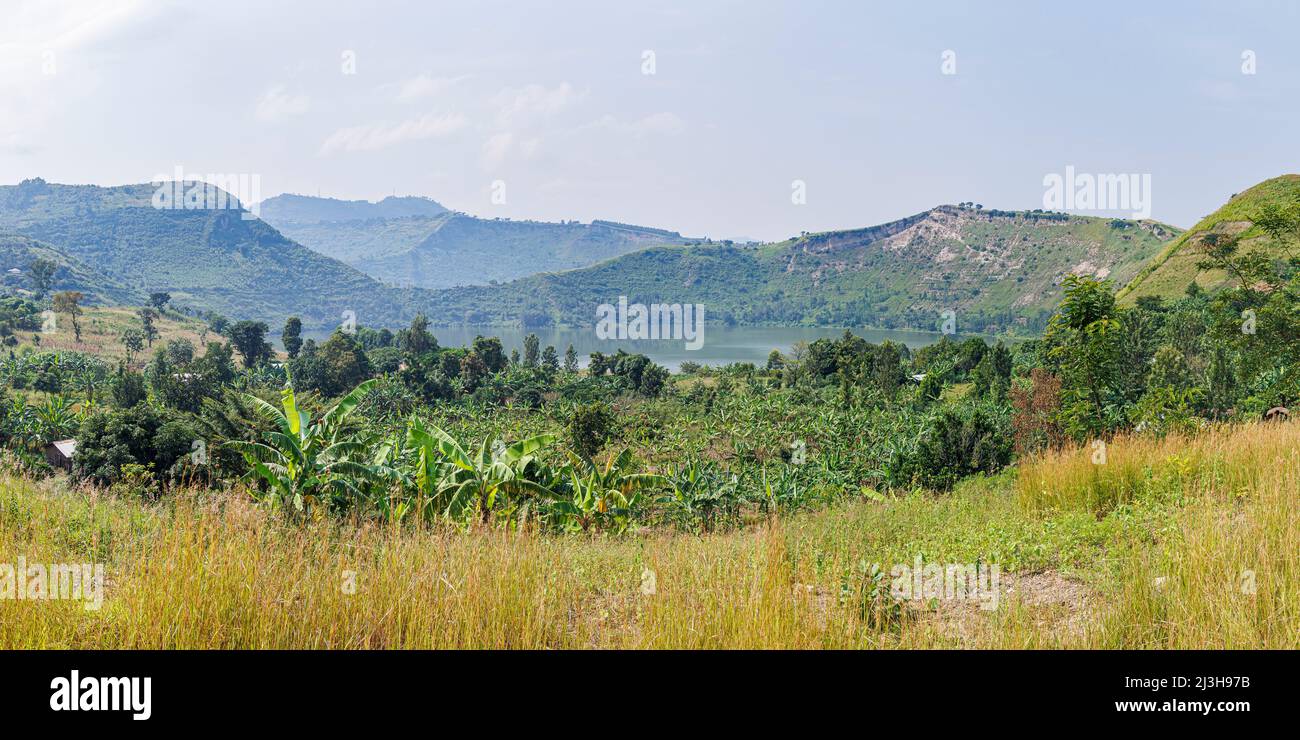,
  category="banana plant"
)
[362,426,417,523]
[549,449,667,533]
[225,378,378,516]
[362,415,461,524]
[2,398,39,450]
[34,395,78,445]
[408,422,559,522]
[659,459,741,532]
